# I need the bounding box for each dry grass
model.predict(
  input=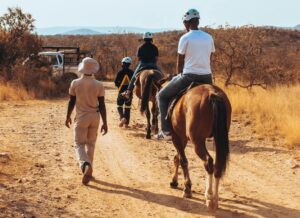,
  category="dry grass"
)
[226,85,300,147]
[1,79,299,147]
[0,82,33,101]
